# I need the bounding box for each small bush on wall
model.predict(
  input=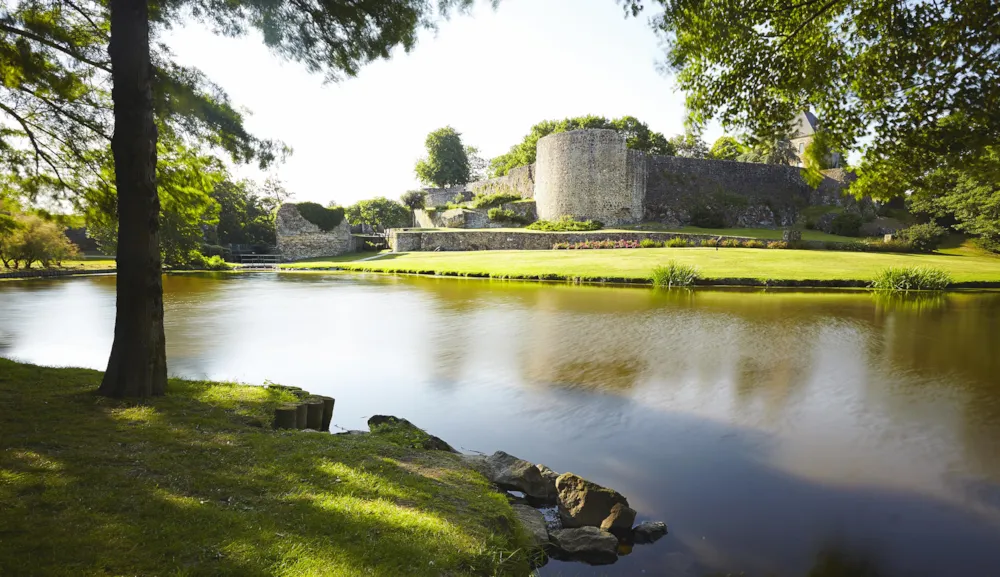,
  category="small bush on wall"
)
[472,192,521,209]
[527,216,603,231]
[295,202,345,231]
[487,207,530,225]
